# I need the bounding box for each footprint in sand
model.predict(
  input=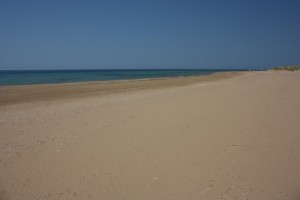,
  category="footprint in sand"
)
[201,185,213,195]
